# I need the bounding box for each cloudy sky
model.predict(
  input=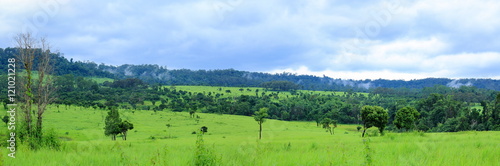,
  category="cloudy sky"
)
[1,0,500,80]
